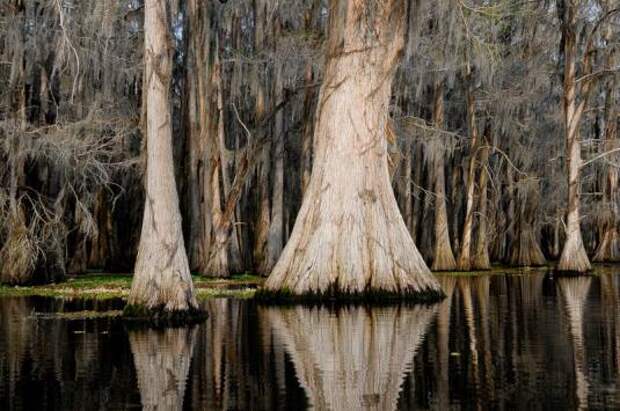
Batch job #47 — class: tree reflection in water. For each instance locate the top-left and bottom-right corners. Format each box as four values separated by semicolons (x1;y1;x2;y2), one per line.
128;326;197;411
558;277;591;411
260;304;437;411
2;271;620;410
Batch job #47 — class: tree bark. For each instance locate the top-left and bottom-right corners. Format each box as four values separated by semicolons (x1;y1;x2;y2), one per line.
126;0;199;315
593;51;619;262
557;0;591;273
430;79;457;271
473;130;491;270
262;0;442;300
184;0;211;272
253;0;271;275
457;62;479;271
265;64;285;272
301;62;316;195
510;182;547;266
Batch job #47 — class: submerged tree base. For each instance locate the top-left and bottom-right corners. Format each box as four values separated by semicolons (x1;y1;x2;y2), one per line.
255;286;445;304
122;304;208;327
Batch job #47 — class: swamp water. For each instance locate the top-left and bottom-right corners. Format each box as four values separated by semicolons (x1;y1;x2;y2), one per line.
1;271;620;410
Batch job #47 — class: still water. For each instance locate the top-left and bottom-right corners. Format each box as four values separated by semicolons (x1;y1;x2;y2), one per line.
1;271;620;410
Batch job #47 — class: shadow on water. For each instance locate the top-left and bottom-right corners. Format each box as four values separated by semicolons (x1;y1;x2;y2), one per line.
2;270;620;410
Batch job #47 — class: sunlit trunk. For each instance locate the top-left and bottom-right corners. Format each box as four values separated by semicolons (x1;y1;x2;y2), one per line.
126;0;198;314
263;0;442;300
557;1;591;273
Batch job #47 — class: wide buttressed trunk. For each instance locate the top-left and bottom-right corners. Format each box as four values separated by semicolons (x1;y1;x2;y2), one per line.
125;0;199;317
262;0;442;301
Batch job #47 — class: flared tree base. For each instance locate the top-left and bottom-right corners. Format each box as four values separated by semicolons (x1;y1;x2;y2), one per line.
557;236;592;275
593;229;620;263
510;234;547;267
431;247;457;272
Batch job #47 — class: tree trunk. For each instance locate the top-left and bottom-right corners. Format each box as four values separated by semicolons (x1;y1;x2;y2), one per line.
557;1;591;273
510;183;547;266
593;64;619;262
457;63;479;271
301;63;315;194
265;64;285;272
204;34;248;278
430;79;457;271
184;0;211;272
262;0;442;300
126;0;199;316
473;132;491;270
403;139;414;231
252;0;270;275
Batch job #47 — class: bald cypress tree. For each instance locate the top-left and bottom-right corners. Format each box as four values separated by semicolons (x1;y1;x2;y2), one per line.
262;0;443;301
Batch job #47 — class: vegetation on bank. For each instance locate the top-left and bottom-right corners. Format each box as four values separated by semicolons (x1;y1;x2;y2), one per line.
0;273;262;301
2;266;619;302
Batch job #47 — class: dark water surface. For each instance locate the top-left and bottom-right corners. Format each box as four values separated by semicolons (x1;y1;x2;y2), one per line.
2;271;620;410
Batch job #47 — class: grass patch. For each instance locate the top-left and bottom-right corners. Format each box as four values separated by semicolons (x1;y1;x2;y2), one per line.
0;273;263;301
32;310;123;320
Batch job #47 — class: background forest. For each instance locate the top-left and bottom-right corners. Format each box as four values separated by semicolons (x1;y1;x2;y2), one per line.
0;0;619;285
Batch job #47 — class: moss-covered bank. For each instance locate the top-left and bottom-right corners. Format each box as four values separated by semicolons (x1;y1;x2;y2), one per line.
0;273;262;301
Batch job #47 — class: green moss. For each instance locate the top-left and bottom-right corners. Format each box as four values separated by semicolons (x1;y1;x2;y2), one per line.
34;310;123;320
0;284;127;300
193;273;263;285
0;273;261;301
196;287;256;300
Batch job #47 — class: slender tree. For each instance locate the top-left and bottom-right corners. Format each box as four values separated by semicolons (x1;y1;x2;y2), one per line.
125;0;200;318
430;79;457;271
556;0;591;273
